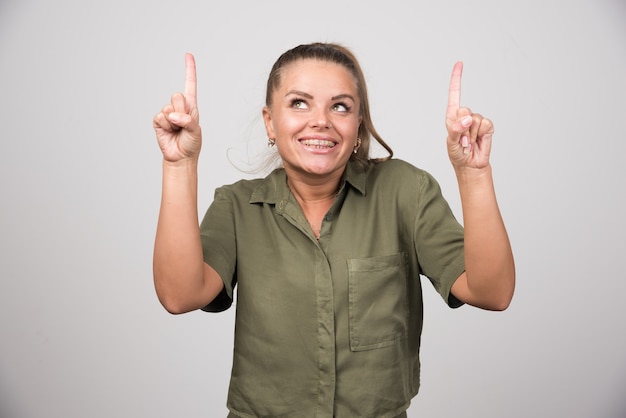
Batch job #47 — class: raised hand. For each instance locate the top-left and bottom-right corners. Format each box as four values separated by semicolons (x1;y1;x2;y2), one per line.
153;53;202;162
445;62;494;170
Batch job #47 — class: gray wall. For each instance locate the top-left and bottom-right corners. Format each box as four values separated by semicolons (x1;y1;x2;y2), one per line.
1;0;625;417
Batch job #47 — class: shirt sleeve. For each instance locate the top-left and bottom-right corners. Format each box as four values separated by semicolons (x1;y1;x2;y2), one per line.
412;170;465;308
199;187;237;312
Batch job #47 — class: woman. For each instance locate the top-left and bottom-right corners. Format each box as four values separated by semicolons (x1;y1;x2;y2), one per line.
153;43;515;418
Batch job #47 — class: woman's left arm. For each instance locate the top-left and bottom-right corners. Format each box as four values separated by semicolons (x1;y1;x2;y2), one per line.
445;62;515;311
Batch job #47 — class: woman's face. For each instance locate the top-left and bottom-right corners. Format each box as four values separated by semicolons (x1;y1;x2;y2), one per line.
263;59;362;180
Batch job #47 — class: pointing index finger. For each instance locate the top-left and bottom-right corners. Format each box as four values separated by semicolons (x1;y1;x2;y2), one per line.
184;53;197;108
446;61;463;119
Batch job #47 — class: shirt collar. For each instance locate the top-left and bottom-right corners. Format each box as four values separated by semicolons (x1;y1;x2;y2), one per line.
249;159;369;205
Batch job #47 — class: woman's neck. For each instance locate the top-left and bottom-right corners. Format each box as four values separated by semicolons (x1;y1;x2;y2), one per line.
286;173;342;204
286;171;343;240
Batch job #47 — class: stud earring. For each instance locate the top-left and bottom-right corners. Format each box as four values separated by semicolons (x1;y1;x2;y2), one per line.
267;138;276;147
353;137;362;154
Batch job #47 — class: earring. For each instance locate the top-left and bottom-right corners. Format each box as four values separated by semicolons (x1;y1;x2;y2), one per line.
267;138;276;147
353;137;361;154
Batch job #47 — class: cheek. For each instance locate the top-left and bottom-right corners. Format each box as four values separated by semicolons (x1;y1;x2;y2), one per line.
274;113;307;136
337;118;360;137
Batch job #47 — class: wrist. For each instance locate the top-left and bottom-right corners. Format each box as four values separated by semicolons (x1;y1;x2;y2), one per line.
162;157;199;184
455;165;497;200
163;156;199;170
455;164;493;185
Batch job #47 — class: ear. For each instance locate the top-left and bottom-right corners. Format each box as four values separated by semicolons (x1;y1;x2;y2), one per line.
262;106;275;139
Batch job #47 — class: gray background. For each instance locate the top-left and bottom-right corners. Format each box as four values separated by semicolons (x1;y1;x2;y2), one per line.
1;0;625;417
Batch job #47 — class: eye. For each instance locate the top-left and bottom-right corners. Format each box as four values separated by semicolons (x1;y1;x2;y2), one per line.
290;99;308;109
332;102;350;112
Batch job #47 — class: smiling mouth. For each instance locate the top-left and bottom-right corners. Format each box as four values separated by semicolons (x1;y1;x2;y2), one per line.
299;139;337;149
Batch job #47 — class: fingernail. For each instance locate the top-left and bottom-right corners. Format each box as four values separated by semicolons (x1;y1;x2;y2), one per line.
461;116;472;127
461;136;469;147
169;113;179;123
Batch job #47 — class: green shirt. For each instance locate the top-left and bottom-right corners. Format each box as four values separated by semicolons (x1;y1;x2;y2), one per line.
200;159;465;418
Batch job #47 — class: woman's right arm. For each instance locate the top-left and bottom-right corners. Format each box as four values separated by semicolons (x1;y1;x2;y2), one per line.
152;53;224;314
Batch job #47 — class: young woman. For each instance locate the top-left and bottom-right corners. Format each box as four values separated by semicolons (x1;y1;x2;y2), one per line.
153;42;515;418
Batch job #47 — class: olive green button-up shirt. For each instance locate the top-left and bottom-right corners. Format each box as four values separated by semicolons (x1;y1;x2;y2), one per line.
200;159;465;418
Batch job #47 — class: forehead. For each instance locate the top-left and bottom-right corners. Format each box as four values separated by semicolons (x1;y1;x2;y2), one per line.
277;58;358;93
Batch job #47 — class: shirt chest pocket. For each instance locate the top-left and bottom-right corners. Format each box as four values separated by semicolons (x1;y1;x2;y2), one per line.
347;253;409;351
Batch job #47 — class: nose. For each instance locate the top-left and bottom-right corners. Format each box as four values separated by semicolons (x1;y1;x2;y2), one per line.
309;110;332;129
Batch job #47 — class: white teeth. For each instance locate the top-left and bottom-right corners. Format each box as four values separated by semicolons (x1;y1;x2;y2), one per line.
300;139;335;148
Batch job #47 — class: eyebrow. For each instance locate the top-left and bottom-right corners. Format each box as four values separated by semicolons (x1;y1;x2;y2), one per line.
331;93;356;102
285;90;356;102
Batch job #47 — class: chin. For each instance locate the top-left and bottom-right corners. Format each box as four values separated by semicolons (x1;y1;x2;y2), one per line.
298;162;341;177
